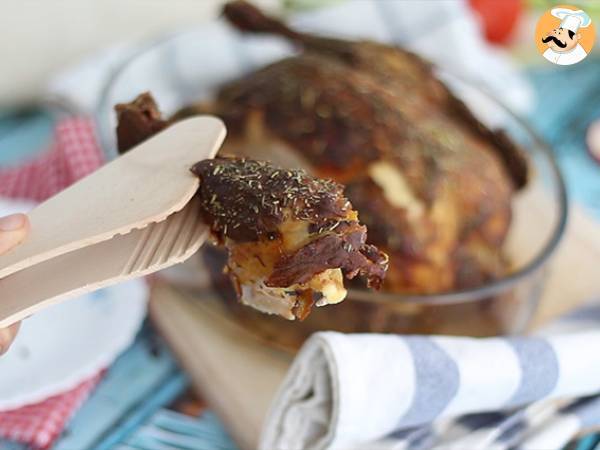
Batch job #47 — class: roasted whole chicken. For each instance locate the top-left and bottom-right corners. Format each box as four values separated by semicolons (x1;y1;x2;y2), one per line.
117;0;527;295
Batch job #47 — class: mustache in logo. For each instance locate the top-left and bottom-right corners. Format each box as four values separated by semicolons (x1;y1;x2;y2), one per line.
542;35;567;48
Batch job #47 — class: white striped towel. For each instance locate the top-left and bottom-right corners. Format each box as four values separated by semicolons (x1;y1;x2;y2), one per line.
260;304;600;450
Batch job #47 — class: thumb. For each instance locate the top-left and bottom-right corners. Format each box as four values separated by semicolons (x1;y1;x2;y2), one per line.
0;214;30;255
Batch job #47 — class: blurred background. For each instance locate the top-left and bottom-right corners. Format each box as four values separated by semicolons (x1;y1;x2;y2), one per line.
0;1;599;450
0;0;275;106
0;0;595;104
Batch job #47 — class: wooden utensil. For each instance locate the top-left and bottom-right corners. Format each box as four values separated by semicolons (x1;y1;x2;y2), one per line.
0;116;226;328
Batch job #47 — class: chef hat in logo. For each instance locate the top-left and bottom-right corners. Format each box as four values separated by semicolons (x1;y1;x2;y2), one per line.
551;8;592;33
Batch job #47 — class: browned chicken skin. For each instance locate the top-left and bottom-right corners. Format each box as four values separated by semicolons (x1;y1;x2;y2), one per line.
116;0;528;294
192;158;387;320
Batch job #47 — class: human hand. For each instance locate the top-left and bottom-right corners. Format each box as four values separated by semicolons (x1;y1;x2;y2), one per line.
0;213;29;355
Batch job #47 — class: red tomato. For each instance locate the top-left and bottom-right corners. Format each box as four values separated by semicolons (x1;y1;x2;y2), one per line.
469;0;523;44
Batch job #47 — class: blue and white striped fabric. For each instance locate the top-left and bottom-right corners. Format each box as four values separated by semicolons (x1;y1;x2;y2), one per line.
261;305;600;450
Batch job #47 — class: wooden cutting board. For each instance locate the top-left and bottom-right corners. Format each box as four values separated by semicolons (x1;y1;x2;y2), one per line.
149;202;600;450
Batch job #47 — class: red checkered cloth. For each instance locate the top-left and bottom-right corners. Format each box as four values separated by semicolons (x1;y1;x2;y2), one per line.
0;117;106;449
0;118;104;201
0;373;103;449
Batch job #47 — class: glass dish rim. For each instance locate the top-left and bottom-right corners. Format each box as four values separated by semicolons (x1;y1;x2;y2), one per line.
94;26;569;307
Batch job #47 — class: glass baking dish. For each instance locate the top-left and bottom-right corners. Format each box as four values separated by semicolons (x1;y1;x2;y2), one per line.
95;20;568;349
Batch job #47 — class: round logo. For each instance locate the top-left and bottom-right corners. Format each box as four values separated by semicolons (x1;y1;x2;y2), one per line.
535;4;595;65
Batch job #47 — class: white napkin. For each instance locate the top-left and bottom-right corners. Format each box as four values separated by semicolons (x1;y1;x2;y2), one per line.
260;306;600;450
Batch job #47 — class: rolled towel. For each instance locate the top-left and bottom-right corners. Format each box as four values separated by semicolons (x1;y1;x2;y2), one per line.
260;327;600;450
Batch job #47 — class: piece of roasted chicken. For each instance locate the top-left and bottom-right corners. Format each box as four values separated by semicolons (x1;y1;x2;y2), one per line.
192;157;387;320
170;1;528;294
114;100;387;320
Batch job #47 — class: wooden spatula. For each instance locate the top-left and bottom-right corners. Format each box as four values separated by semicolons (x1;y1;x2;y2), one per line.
0;116;226;328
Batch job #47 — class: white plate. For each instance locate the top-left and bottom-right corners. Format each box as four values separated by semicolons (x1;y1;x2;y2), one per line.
0;199;148;410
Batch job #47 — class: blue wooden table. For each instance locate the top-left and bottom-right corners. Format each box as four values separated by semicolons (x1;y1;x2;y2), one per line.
0;58;599;450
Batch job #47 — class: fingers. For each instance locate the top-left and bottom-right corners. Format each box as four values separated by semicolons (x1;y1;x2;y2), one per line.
0;322;20;355
0;214;30;255
0;214;28;355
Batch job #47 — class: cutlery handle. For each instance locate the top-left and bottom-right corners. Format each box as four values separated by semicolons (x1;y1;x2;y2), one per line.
0;116;225;280
0;200;208;328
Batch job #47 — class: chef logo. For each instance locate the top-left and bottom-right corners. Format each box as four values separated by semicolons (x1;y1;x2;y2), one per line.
535;5;595;65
